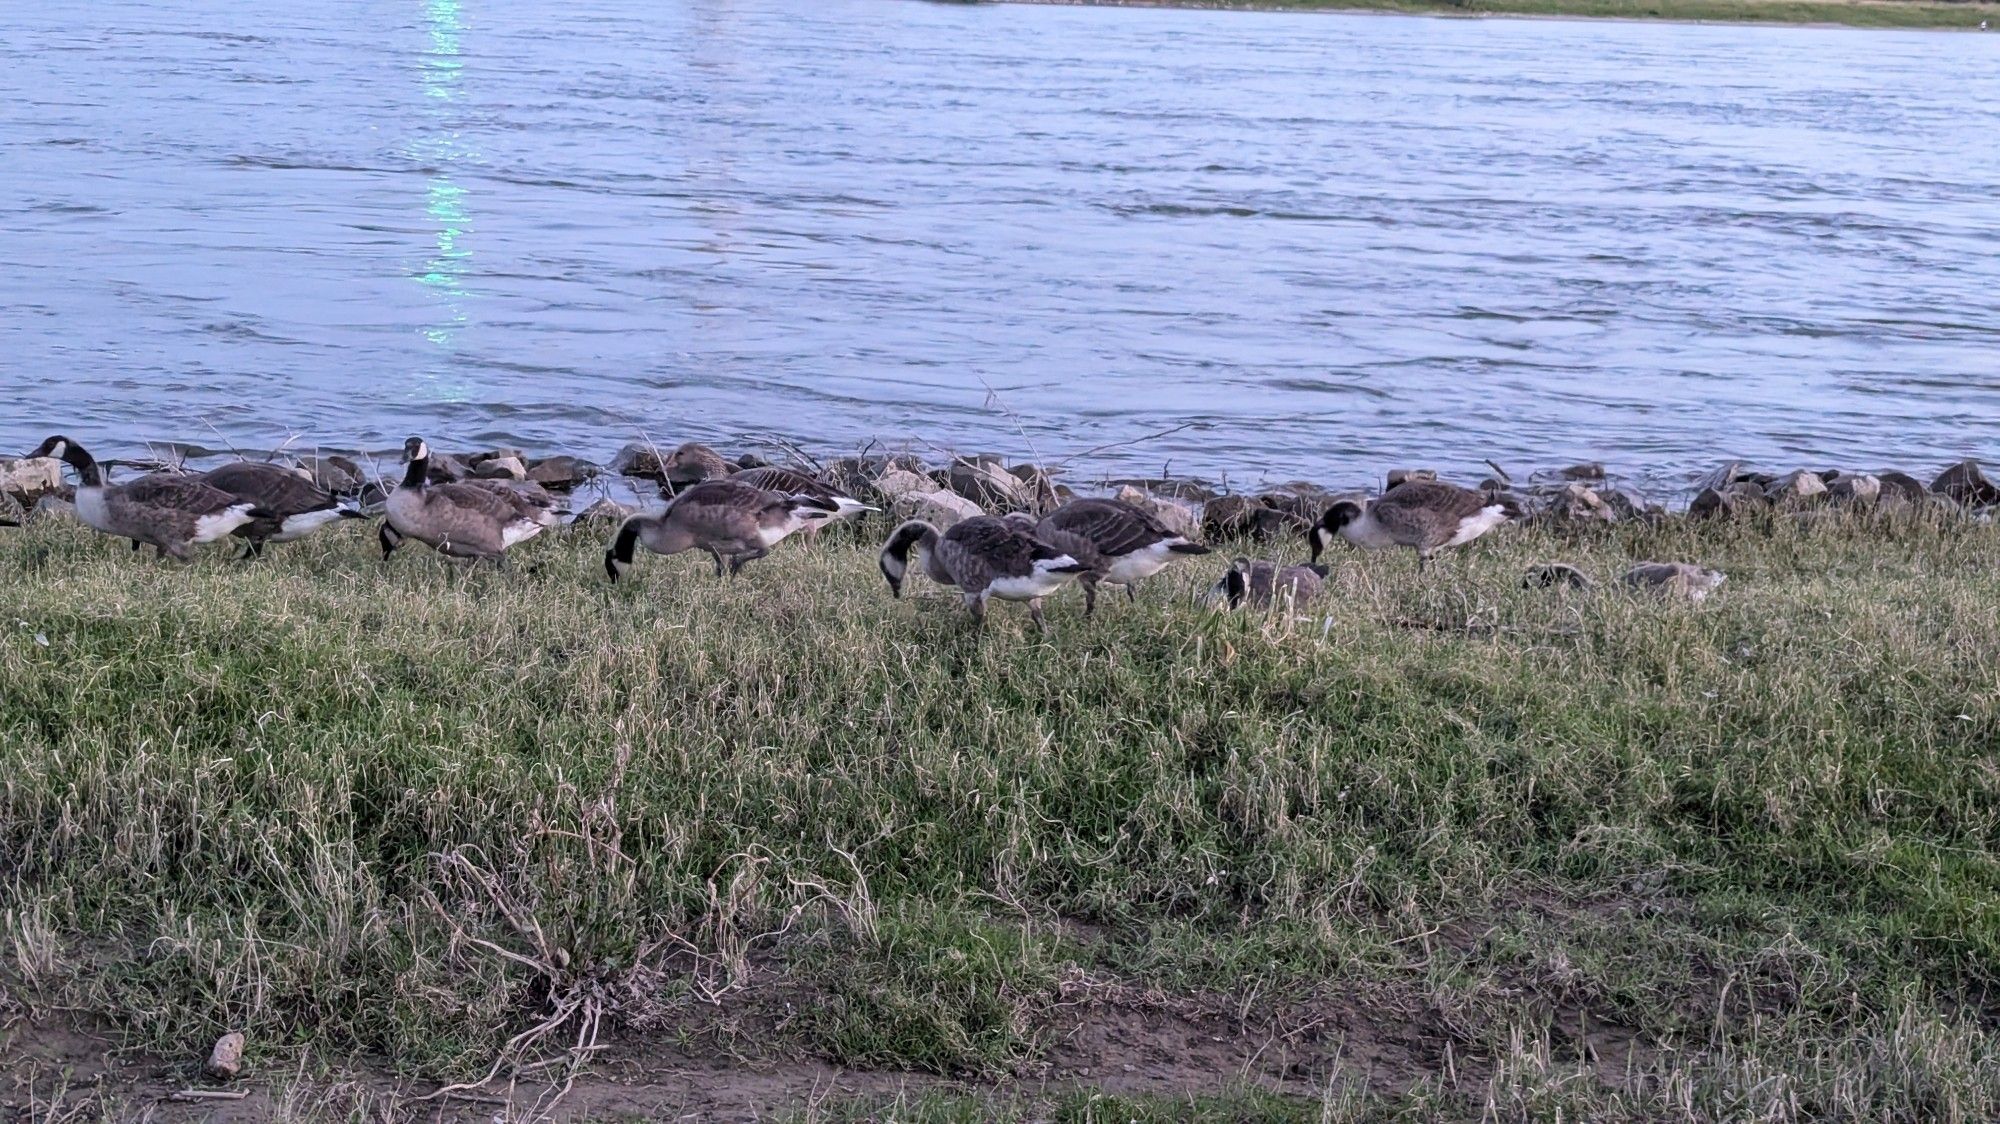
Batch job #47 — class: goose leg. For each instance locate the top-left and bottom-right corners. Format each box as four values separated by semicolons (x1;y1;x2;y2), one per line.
1125;583;1137;604
131;539;143;554
1029;598;1049;635
704;547;726;578
728;546;768;576
1081;578;1098;618
965;593;987;627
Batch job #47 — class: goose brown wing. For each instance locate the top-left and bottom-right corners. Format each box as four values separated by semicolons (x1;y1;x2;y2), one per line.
734;465;830;499
666;479;777;539
1373;481;1489;547
202;462;335;515
119;473;250;515
937;516;1041;589
427;481;522;523
1043;499;1170;558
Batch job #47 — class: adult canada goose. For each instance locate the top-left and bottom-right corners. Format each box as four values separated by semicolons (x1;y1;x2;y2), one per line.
1310;480;1516;570
878;516;1091;632
1210;557;1329;610
199;461;362;558
1622;561;1726;601
661;442;875;525
27;435;267;560
1005;499;1210;615
377;479;557;560
383;437;559;563
604;478;839;581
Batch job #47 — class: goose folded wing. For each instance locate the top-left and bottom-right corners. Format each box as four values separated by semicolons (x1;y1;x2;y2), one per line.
204;463;335;513
121;473;249;515
734;466;830;499
1046;499;1171;557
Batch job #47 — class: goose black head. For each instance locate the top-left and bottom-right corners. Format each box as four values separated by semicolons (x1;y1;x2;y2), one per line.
1220;564;1249;609
878;521;932;599
402;436;430;463
28;435;75;462
1309;500;1364;562
604;517;641;583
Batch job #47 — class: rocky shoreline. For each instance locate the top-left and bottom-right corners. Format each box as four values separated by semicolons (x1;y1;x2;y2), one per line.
3;436;1997;539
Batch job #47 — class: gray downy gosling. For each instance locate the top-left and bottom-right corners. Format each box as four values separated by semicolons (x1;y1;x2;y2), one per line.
879;515;1091;633
28;435;268;560
1211;557;1329;610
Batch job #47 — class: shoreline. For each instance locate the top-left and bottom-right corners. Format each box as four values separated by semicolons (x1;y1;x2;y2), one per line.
995;0;2000;30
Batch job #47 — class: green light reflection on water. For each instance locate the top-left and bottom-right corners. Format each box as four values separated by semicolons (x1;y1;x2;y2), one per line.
415;0;472;390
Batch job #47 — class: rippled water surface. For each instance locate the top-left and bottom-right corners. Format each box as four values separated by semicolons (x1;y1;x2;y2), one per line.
4;0;1997;487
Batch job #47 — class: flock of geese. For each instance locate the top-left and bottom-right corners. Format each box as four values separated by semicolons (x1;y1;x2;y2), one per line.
21;434;1721;630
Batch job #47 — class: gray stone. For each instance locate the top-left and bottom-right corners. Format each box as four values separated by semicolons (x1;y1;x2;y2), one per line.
1559;462;1606;481
574;497;636;524
872;469;937;504
1765;469;1829;504
298;455;363;496
1202;495;1258;540
526;455;595;491
1113;485;1200;538
1386;468;1437;488
1544;482;1616;523
1827;474;1881;507
945;459;1030;510
1931;460;2000;506
0;456;64;503
891;488;982;528
469;455;528;481
31;494;76;522
609;442;667;481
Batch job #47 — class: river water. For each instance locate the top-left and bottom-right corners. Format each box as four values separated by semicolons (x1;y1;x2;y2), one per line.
3;0;1996;491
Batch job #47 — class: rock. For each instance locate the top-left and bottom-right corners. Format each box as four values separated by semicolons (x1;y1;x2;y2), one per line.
1247;506;1310;542
1256;487;1330;522
1931;460;2000;506
0;456;64;504
1008;465;1062;513
424;453;469;484
1386;468;1437;488
30;495;76;522
0;490;22;525
469;455;528;481
872;469;937;504
297;455;363;495
1544;482;1616;523
1601;489;1651;522
574;497;636;524
1765;469;1829;504
205;1032;245;1080
1523;563;1594;590
526;455;595;491
1876;471;1929;507
609;442;668;481
891;489;982;529
1827;474;1881;507
1113;486;1200;538
944;459;1030;510
1202;495;1258;539
1689;481;1768;520
1559;462;1606;481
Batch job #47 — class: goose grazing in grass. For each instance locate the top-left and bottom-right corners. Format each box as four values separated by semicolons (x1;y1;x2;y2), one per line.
879;516;1091;633
377;479;557;561
661;441;876;532
199;461;362;558
383;437;559;564
1004;498;1210;615
1311;480;1516;571
27;435;266;560
1622;561;1726;602
605;478;839;581
1210;557;1328;611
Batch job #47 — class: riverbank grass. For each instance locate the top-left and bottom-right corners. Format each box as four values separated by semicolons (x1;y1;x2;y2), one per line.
3;507;1999;1119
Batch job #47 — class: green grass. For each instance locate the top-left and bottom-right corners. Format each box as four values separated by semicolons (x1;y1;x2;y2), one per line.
1011;0;2000;30
3;506;1999;1119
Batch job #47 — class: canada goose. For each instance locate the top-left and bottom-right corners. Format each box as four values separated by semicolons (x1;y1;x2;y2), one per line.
1210;557;1328;610
878;516;1090;632
383;437;558;563
661;442;876;526
1622;561;1726;601
199;461;362;558
1005;499;1210;615
377;478;556;560
605;478;838;581
27;435;266;560
1311;480;1515;570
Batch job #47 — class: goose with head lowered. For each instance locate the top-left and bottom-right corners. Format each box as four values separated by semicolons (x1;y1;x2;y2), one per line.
28;435;268;560
1210;557;1328;611
605;477;839;581
879;515;1091;633
660;441;876;534
199;460;364;558
1004;498;1210;615
383;437;559;564
1311;480;1517;571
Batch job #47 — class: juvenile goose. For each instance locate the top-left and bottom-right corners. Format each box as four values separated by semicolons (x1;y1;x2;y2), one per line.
1210;557;1329;610
1622;561;1726;602
1004;498;1210;615
384;437;559;563
878;516;1091;632
28;435;266;560
661;442;875;526
200;460;361;558
605;478;838;581
1311;480;1516;570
